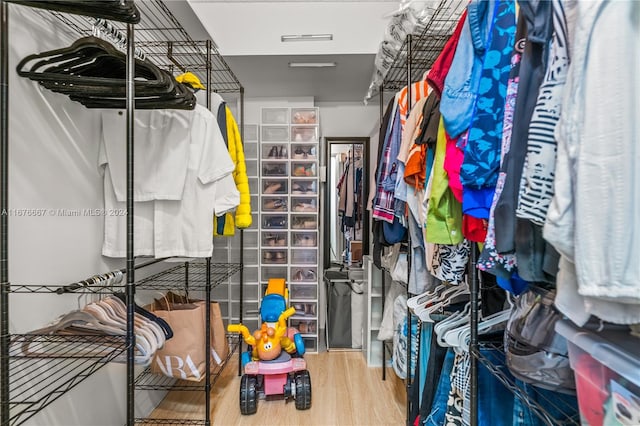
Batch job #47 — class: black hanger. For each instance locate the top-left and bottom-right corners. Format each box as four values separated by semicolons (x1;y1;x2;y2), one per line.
17;37;196;110
6;0;140;24
113;293;173;340
17;37;168;91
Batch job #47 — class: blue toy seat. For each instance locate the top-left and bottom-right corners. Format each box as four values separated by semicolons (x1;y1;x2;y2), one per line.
260;294;287;322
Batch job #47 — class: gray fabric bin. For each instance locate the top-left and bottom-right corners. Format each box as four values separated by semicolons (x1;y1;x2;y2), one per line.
327;279;352;349
325;269;364;350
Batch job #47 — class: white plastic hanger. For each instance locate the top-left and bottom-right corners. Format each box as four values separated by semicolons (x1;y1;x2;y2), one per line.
444;309;511;350
407;283;446;313
434;302;472;347
412;284;461;321
416;284;470;322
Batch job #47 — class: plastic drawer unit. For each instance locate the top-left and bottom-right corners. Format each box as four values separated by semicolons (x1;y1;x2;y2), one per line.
261;125;289;142
261;107;289;125
291;108;318;125
262;162;289;177
262;179;288;195
291;180;317;195
290;267;317;283
262;143;288;160
556;320;640;426
261;266;287;281
290;144;317;160
291;198;317;213
290;284;317;300
262;196;288;212
261;249;287;265
291;231;317;247
291;215;317;230
262;214;287;230
291;126;318;142
291;162;317;177
261;231;287;247
290;249;317;265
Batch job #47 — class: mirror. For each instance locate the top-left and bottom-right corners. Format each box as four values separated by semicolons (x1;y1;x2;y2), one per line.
323;137;369;269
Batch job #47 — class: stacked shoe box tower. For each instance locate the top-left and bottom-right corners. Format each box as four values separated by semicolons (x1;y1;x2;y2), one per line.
259;107;320;352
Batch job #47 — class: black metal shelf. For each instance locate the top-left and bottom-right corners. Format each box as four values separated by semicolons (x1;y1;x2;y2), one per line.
135;262;241;292
8;261;241;294
135;334;239;391
1;0;245;424
380;0;467;92
474;342;580;426
37;0;242;93
4;334;126;426
9;283;126;294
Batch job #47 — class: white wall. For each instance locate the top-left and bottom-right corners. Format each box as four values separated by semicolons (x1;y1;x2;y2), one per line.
6;6;167;425
316;101;379;139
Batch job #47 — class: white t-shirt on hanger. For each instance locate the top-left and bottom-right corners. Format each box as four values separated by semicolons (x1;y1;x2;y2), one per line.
100;109;193;202
101;105;237;258
153;104;237;258
101;164;155;257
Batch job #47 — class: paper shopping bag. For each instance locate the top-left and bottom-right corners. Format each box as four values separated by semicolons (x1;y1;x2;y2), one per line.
150;301;207;382
154;293;229;367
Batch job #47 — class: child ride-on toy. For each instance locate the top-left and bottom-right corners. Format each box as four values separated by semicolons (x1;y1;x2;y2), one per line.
227;278;311;415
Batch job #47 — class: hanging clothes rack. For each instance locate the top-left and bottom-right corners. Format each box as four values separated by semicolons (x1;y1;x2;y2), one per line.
376;1;582;425
376;1;465;421
0;1;244;425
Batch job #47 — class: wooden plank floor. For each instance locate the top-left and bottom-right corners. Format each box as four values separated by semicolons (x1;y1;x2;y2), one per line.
148;351;406;425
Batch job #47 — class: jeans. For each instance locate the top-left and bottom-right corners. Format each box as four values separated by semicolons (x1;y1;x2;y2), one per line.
477;347;514;426
513;379;579;426
423;348;456;426
419;315;449;423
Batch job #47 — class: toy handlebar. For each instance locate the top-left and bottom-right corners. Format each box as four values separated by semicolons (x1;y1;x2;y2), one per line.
279;307;296;322
227;324;248;334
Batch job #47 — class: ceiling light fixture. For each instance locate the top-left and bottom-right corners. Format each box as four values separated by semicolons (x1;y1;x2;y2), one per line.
281;34;333;42
288;62;337;68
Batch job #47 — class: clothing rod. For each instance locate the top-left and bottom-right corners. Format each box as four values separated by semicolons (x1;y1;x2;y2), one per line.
55;258;167;294
93;18;146;61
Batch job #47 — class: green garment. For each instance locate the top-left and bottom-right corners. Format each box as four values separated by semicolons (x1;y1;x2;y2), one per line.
425;117;463;245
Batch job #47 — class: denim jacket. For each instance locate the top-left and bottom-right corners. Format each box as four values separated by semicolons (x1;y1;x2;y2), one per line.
440;0;496;139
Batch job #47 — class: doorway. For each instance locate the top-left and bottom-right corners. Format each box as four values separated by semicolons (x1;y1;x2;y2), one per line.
323;137;370;270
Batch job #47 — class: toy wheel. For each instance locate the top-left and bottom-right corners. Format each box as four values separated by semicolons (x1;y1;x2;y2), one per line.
294;370;311;410
240;374;258;415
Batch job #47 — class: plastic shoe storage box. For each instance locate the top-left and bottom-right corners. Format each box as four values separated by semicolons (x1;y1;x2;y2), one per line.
291;180;317;195
291;215;317;230
290;267;317;283
261;196;288;212
556;320;640;426
291;249;317;265
290;284;317;300
291;231;317;247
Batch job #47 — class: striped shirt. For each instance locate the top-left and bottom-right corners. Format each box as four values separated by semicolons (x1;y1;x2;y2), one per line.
372;109;402;224
397;81;431;131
